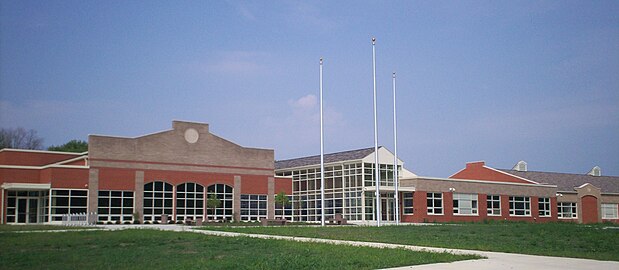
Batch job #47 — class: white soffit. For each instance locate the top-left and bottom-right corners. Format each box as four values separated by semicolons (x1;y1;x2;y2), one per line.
1;183;51;190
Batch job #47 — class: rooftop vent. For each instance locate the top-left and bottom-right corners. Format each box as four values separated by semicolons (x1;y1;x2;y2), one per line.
512;160;527;172
588;166;601;176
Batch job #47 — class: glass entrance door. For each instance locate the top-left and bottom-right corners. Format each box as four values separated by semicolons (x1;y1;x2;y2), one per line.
17;198;27;223
28;198;39;223
15;198;39;224
381;197;395;221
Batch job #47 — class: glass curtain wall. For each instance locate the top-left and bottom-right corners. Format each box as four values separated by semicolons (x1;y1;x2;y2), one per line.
279;162;398;222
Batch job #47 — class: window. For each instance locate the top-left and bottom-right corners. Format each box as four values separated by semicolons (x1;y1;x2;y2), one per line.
403;192;414;214
98;191;134;222
143;181;173;221
426;192;443;215
509;196;531;216
487;195;501;216
240;194;267;221
6;190;48;223
538;197;551;217
284;163;365;222
176;183;204;221
51;189;88;221
207;184;233;221
275;195;294;221
453;193;478;215
557;202;577;219
602;203;618;219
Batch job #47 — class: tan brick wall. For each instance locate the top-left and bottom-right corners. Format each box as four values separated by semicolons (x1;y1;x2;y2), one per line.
89;121;274;171
233;175;241;222
267;177;274;219
88;169;99;216
601;194;619;204
134;171;144;222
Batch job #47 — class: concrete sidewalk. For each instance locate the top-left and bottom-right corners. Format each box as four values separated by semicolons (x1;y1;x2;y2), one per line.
97;224;619;270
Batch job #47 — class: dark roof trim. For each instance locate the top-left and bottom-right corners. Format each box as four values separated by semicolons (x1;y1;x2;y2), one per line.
275;147;378;170
498;169;619;193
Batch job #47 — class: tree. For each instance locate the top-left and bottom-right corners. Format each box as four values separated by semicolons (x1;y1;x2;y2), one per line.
48;140;88;153
275;191;290;220
206;193;221;221
0;127;44;150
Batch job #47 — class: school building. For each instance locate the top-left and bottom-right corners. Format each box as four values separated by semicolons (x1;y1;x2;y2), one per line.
0;121;291;224
1;120;617;224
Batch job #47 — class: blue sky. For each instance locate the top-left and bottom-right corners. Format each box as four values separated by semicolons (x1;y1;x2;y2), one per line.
1;1;618;177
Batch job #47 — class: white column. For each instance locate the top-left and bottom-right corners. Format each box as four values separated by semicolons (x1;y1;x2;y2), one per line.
48;189;52;224
0;188;4;224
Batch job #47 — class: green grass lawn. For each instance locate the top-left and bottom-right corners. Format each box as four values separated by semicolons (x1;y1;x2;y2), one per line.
0;225;92;232
0;229;480;270
200;222;619;261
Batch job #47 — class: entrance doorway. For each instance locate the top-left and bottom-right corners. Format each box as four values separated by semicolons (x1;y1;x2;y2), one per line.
16;198;40;223
381;195;395;221
6;190;47;224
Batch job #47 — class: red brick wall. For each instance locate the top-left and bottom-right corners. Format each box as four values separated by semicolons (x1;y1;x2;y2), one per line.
98;168;136;190
450;161;533;184
0;168;41;184
91;166;287;195
274;177;292;194
47;168;89;189
0;151;80;166
240;175;269;194
92;167;281;195
581;195;598;224
143;170;235;188
401;192;559;223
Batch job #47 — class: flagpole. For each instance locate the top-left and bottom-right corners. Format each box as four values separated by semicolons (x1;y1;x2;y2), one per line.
393;72;399;225
372;37;381;227
320;57;325;227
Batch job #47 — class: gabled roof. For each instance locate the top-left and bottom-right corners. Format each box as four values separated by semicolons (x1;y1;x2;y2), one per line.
275;147;377;170
498;169;619;194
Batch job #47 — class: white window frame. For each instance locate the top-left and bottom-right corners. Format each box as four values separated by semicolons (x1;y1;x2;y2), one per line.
207;184;234;221
240;194;268;221
557;202;577;219
51;189;89;222
426;192;443;215
274;195;294;221
486;195;501;216
509;196;531;217
6;190;49;223
538;197;551;217
176;182;205;221
601;203;618;219
453;193;478;216
98;190;134;222
143;181;174;221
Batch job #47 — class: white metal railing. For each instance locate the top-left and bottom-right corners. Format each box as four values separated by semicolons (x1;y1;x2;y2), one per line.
61;212;98;226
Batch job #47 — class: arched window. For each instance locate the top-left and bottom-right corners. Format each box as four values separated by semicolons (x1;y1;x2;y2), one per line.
143;181;173;221
176;182;204;221
206;184;233;221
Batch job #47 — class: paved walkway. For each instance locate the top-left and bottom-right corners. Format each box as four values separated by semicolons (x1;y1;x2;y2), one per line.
97;224;619;270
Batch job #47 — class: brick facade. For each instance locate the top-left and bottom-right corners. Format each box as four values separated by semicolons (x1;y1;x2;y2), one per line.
0;121;292;224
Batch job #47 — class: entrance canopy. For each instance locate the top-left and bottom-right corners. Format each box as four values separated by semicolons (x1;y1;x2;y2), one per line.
1;183;51;190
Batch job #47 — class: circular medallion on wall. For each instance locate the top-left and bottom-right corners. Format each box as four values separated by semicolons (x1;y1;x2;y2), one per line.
184;128;199;143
